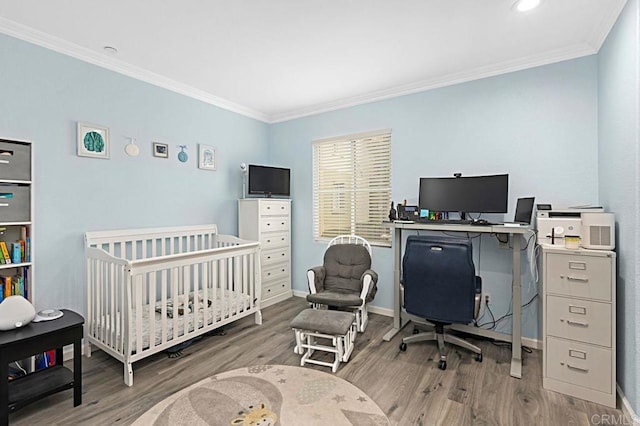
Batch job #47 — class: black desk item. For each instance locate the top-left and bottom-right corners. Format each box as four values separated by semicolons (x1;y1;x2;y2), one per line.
0;309;83;425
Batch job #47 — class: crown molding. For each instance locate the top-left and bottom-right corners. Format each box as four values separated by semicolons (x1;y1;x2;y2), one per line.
0;17;270;123
269;42;597;123
586;0;629;51
0;16;604;125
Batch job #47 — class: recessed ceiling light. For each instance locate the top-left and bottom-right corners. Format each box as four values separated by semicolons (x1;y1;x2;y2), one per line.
103;46;118;55
513;0;542;12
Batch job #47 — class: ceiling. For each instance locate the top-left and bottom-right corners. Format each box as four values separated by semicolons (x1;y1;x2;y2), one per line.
0;0;627;123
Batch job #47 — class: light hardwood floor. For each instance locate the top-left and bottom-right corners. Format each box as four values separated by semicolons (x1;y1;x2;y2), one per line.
11;297;624;425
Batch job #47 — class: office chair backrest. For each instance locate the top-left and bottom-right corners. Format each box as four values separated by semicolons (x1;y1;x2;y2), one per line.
403;236;476;324
323;243;371;293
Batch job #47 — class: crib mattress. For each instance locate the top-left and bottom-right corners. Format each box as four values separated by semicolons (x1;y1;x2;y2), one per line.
92;291;253;352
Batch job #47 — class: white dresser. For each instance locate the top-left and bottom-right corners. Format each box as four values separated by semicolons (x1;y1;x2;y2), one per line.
238;199;292;307
542;245;616;408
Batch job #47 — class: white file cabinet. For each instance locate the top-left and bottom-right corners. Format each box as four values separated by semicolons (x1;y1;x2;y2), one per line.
238;199;292;307
542;245;616;408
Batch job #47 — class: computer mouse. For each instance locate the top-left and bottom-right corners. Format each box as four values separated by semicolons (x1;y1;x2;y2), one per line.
472;219;489;225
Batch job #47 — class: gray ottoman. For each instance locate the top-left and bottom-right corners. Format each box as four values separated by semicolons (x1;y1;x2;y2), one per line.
291;309;356;373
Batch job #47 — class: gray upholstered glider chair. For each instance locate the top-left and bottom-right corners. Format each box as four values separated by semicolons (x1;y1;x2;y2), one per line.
306;235;378;332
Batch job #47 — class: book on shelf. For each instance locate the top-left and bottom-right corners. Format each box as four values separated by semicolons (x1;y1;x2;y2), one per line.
1;275;11;298
11;242;21;263
0;241;11;264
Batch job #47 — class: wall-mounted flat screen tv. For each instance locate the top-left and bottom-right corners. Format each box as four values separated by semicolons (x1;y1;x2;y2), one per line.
248;164;291;197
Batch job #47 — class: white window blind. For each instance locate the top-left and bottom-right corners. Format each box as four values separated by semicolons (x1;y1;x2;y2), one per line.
313;130;392;246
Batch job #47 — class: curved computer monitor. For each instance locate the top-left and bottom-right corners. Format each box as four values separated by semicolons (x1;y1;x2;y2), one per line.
419;174;509;214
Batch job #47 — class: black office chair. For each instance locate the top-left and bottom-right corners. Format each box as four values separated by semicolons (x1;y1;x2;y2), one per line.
399;235;483;370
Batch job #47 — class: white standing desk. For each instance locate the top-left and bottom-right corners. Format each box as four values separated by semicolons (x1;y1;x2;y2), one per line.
382;221;532;378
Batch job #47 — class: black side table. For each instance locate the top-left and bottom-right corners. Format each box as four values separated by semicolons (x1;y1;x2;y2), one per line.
0;309;84;426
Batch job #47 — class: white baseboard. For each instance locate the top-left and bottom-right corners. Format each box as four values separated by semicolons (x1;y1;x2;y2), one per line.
618;384;640;425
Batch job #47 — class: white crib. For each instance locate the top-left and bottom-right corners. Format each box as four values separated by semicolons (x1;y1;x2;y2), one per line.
84;224;262;386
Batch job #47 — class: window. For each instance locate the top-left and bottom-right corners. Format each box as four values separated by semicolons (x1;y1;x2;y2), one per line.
313;130;392;246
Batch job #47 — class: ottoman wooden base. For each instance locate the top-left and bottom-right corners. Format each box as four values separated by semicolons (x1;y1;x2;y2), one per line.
291;309;356;373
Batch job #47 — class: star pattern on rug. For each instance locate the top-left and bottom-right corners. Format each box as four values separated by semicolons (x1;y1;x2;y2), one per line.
358;396;368;403
274;368;285;376
278;378;287;384
333;394;346;403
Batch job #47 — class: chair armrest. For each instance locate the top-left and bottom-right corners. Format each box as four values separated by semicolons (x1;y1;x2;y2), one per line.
307;266;326;294
359;269;378;304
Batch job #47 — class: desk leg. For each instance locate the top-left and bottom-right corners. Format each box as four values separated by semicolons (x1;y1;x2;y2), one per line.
510;234;522;378
384;227;406;341
73;335;82;406
1;358;7;426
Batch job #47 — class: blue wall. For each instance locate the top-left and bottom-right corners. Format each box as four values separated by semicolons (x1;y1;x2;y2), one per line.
0;33;270;314
270;56;599;340
598;0;640;414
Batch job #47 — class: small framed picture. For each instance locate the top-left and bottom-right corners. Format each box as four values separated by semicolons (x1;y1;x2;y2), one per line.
198;144;216;171
153;142;169;158
77;122;110;159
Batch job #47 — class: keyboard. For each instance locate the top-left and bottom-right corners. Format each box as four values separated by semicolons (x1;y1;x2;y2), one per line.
416;218;474;225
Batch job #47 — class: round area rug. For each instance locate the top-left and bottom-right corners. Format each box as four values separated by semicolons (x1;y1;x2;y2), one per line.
133;364;390;425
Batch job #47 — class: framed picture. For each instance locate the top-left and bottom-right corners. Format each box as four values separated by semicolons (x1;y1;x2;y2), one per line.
153;142;169;158
77;122;110;159
198;144;216;170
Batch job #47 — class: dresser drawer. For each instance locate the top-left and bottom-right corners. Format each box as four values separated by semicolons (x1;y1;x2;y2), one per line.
261;232;289;250
260;217;289;232
545;253;612;301
546;336;612;393
263;280;290;299
261;247;289;267
546;295;612;347
259;200;290;216
263;263;289;283
0;141;31;181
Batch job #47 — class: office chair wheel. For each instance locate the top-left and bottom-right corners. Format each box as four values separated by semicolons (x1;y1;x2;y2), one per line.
399;342;407;351
475;353;483;362
438;360;447;370
413;327;420;334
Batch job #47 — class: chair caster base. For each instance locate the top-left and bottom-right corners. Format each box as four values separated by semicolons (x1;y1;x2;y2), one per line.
399;342;407;351
438;360;447;370
475;353;483;362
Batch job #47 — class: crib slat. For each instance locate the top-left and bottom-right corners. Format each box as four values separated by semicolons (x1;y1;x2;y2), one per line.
160;268;168;345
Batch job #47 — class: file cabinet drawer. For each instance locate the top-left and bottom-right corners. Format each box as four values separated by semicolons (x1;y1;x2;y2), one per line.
260;217;289;232
0;185;30;222
546;336;612;394
0;141;31;181
546;295;612;347
545;253;612;301
259;200;290;216
261;247;289;267
261;232;288;250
